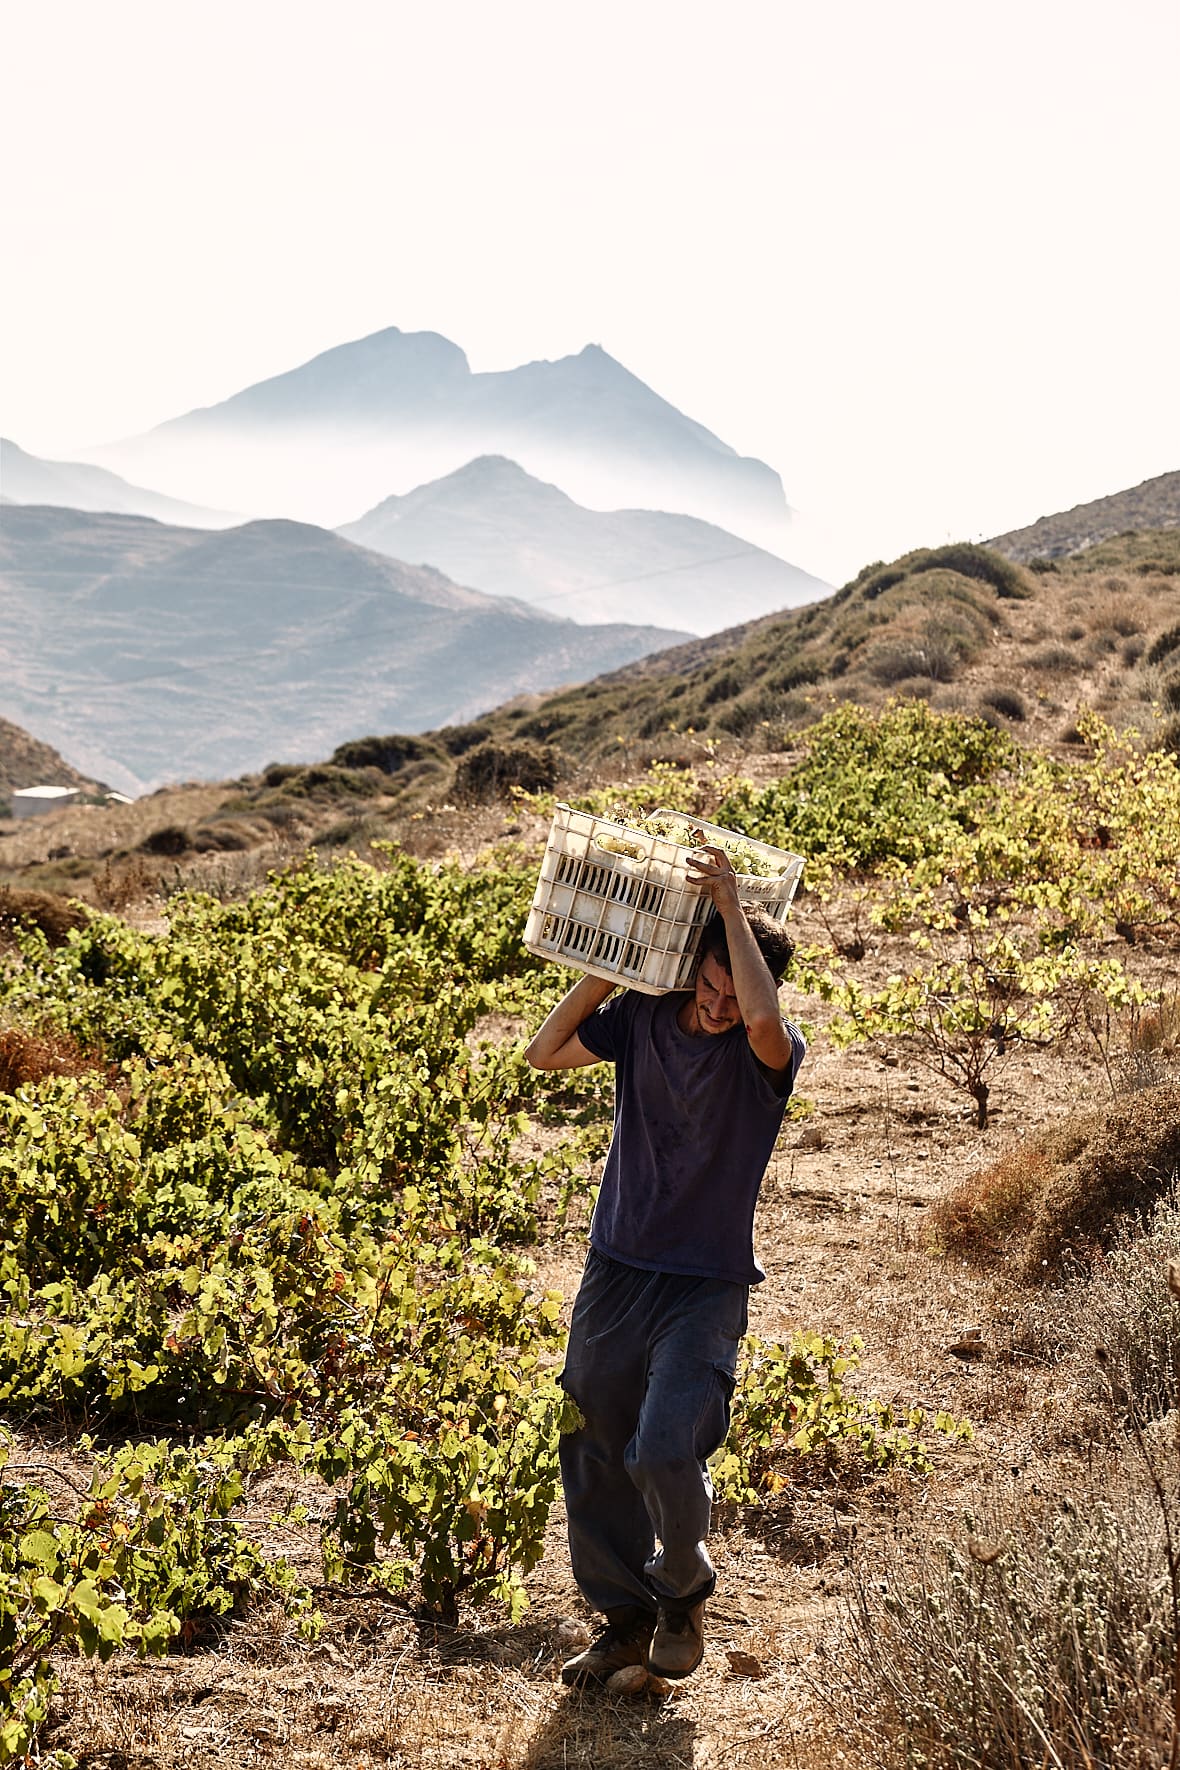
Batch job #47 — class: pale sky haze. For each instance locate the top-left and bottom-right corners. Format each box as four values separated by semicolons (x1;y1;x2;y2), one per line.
2;0;1177;581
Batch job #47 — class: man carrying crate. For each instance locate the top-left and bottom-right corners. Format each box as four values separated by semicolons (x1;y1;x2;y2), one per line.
525;845;805;1686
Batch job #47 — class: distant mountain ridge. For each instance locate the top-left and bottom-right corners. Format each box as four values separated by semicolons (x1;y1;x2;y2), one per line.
86;326;791;544
339;456;829;633
1;437;238;528
0;506;689;792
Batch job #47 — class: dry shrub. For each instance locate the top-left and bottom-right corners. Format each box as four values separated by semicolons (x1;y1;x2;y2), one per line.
831;1472;1178;1770
869;641;959;685
1118;994;1180;1092
137;824;191;857
190;816;276;852
932;1085;1180;1279
1145;622;1180;667
1132;993;1180;1059
0;1025;93;1092
1026;1183;1180;1428
0;886;90;948
1027;644;1078;671
978;686;1026;722
92;855;158;911
929;1143;1055;1260
1024;1086;1180;1278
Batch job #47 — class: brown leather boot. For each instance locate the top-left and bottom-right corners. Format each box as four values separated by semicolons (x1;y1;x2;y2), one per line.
648;1599;706;1679
560;1605;656;1687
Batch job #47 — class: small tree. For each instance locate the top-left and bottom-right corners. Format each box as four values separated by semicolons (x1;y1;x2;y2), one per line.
820;914;1146;1129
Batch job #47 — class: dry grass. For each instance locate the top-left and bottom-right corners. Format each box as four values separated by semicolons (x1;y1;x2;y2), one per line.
827;1460;1178;1770
928;1142;1056;1261
0;1024;97;1093
47;1587;824;1769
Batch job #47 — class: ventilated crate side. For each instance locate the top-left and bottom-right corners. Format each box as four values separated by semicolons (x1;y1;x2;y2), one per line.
524;804;805;994
524;805;711;992
529;903;702;994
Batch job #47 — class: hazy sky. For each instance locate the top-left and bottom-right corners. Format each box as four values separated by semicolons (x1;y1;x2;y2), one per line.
2;0;1177;581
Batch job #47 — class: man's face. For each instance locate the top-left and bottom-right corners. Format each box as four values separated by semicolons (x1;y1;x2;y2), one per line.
691;953;742;1035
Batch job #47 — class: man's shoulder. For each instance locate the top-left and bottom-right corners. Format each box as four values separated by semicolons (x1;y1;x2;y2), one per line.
577;983;645;1057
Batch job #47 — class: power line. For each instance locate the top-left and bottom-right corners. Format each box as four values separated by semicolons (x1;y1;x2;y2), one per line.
2;544;798;698
1;542;774;606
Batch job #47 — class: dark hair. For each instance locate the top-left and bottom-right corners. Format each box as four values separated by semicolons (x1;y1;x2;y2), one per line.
699;909;794;983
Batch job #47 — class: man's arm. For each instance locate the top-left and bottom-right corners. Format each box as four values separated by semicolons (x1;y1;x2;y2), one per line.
525;972;616;1070
688;846;798;1078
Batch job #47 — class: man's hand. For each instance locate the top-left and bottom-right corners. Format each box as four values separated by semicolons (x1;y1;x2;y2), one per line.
685;844;741;911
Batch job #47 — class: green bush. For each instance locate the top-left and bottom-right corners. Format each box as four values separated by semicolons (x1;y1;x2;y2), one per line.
329;733;445;775
861;567;906;599
453;740;559;801
1145;624;1180;667
909;542;1029;601
701;670;743;706
432;721;495;756
765;658;824;693
716;701;1011;871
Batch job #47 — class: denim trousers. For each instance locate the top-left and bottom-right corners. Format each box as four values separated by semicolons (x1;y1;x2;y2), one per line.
558;1247;749;1615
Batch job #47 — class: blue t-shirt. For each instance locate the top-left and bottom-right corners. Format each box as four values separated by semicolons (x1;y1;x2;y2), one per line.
576;990;806;1286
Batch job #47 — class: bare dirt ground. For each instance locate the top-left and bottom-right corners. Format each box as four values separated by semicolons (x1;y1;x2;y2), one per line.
19;865;1146;1770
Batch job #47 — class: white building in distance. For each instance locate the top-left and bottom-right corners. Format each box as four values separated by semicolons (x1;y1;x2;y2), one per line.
11;785;80;820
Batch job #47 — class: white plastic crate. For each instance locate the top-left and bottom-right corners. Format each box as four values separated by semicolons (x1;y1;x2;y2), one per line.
523;804;805;994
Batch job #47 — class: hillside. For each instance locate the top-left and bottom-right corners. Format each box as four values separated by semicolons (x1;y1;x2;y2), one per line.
0;716;101;809
339;455;829;633
6;526;1180;919
85;326;791;542
0;437;238;528
0;506;688;792
988;467;1180;561
455;532;1180;765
